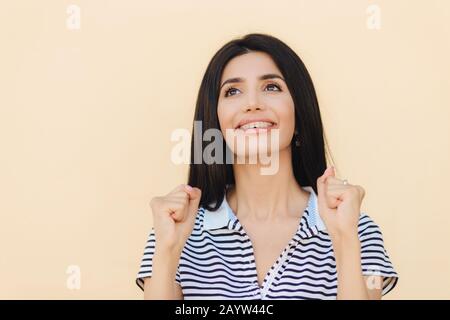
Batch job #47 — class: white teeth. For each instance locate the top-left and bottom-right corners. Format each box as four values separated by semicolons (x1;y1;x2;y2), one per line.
239;121;274;130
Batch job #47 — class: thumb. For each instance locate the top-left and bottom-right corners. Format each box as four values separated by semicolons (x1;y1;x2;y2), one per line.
185;185;202;213
317;166;335;200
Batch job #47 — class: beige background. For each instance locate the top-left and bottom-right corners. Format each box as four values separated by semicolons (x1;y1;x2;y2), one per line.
0;0;449;299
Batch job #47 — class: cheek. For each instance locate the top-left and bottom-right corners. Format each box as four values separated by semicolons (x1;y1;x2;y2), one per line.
276;101;296;144
217;102;237;132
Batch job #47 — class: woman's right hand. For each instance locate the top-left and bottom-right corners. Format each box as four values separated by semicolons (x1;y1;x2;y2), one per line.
149;184;202;256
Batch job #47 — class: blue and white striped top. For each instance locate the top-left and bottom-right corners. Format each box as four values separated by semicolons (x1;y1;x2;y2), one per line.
136;186;398;299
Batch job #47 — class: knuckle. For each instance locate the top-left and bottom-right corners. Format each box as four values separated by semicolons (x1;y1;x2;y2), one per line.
169;184;184;195
149;196;159;208
359;186;366;197
172;201;183;211
350;186;359;195
349;185;363;197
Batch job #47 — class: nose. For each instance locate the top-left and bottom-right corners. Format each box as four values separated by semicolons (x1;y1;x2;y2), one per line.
243;90;265;112
244;104;263;112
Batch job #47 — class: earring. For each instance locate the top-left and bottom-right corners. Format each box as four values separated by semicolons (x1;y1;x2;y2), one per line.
294;131;300;147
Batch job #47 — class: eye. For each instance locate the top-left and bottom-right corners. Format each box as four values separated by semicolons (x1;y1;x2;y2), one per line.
265;83;282;92
224;87;241;97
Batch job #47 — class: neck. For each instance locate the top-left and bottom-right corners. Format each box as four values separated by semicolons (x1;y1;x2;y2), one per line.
227;147;310;223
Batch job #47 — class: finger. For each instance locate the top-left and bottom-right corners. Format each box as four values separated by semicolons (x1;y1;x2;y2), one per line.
167;190;189;201
326;187;346;202
325;176;346;186
357;185;366;200
168;184;189;196
324;186;343;209
349;185;366;201
187;186;202;222
317;166;335;200
326;195;341;209
161;200;186;222
326;184;351;192
327;185;365;202
185;186;202;215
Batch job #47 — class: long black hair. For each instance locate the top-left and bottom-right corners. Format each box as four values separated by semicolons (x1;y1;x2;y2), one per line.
188;33;333;211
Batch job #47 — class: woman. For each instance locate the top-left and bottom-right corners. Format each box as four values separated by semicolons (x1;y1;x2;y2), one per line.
136;33;398;299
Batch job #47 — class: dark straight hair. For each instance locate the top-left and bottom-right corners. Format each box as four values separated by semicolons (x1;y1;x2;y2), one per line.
188;33;333;211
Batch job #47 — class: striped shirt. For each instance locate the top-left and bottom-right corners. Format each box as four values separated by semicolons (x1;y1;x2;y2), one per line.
136;186;398;299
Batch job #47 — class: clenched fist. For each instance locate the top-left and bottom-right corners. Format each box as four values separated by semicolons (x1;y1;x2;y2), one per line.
149;184;202;256
317;167;366;240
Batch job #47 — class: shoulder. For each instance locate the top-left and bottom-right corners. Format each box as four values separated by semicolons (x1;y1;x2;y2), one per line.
356;212;399;296
357;212;390;248
190;206;207;235
358;212;383;236
195;206;207;222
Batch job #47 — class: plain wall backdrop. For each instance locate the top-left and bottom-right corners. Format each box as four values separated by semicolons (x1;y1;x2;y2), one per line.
0;0;449;299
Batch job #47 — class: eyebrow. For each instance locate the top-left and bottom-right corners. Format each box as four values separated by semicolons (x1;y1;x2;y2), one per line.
220;73;285;90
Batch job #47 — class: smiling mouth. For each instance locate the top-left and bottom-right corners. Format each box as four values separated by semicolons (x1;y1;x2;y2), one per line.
235;121;277;131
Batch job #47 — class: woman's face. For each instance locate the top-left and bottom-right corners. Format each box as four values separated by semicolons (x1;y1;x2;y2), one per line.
217;51;296;159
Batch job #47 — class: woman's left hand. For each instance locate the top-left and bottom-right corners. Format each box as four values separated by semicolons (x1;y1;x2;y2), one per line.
316;166;366;240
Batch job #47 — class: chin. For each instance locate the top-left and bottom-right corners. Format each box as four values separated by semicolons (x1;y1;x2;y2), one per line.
232;146;278;161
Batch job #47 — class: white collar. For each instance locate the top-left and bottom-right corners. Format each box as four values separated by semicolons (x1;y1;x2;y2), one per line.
202;186;326;237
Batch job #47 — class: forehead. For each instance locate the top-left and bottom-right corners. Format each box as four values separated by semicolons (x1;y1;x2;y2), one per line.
221;51;281;81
